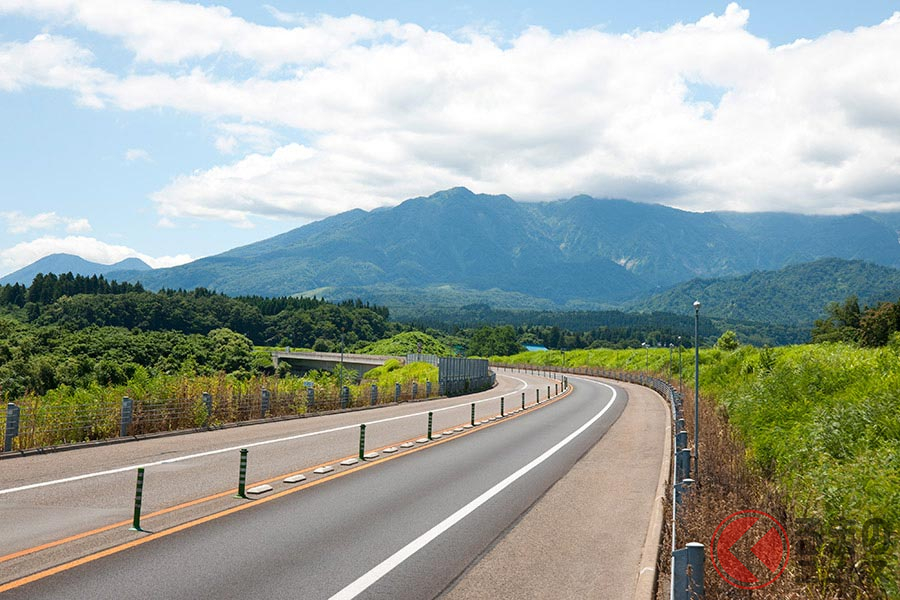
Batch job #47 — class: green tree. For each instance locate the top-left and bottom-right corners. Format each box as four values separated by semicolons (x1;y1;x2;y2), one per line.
812;295;861;343
468;326;522;357
716;330;740;351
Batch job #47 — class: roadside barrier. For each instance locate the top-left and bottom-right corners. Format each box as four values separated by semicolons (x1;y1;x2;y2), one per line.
1;379;447;454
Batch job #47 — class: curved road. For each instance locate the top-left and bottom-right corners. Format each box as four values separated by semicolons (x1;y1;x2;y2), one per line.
1;375;641;599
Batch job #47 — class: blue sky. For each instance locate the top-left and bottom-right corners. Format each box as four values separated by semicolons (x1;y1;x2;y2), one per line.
1;1;899;276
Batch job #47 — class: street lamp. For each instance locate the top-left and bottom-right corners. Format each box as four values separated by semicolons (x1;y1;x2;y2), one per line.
693;300;701;483
677;336;683;395
339;330;345;391
668;343;674;380
641;342;649;376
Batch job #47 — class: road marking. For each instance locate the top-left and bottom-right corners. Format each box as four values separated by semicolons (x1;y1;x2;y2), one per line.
0;374;533;497
329;381;618;600
0;383;576;593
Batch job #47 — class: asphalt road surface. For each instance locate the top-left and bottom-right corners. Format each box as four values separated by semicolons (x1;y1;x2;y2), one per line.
0;374;631;599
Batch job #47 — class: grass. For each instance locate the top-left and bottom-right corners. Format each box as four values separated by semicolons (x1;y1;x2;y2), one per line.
496;344;900;599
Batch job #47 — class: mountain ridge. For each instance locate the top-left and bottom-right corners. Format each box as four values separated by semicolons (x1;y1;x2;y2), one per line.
9;189;900;326
0;253;152;286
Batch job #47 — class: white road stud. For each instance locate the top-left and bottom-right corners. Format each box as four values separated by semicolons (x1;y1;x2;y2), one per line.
383;447;399;453
400;442;415;448
341;458;359;466
463;424;473;429
416;438;429;444
442;430;454;436
363;452;379;460
313;466;334;474
284;474;307;484
247;484;273;495
453;427;464;432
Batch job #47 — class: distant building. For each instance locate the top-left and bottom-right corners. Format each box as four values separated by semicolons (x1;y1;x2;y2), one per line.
524;344;549;352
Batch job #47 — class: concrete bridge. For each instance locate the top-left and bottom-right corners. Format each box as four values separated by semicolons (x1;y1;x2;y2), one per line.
272;351;403;377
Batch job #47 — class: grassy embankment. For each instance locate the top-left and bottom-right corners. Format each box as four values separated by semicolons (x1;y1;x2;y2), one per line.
497;344;899;599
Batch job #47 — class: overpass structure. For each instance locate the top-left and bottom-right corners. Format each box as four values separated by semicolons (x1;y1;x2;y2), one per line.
271;350;402;377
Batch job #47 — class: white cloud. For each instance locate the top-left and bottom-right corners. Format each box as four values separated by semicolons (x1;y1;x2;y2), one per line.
125;148;152;162
214;122;281;155
0;235;193;277
3;1;900;222
2;211;93;234
65;218;92;233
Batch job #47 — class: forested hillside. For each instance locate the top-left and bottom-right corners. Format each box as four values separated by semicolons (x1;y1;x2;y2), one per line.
0;273;400;401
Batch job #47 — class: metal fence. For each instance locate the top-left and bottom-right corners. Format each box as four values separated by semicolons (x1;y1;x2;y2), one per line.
438;356;494;396
1;379;439;454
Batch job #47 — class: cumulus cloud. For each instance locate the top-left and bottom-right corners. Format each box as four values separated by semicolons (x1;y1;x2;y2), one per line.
2;211;93;234
0;235;193;276
2;1;900;222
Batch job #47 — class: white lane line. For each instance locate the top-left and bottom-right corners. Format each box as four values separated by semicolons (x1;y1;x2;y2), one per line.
329;380;617;600
0;372;540;496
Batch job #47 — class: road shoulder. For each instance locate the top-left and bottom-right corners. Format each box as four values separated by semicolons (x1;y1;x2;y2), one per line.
440;380;670;600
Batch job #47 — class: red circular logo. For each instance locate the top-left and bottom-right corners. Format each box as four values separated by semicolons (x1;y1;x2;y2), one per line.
710;510;790;589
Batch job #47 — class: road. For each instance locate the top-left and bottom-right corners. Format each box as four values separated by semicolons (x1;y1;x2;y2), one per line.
0;372;659;599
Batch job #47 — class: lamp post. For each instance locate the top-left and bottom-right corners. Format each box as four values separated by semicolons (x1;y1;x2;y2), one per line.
668;343;674;380
641;342;649;376
339;330;345;391
693;300;701;482
677;335;683;395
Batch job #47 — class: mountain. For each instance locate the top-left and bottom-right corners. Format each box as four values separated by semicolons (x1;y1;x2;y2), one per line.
110;188;900;310
123;188;650;305
626;258;900;325
0;253;152;286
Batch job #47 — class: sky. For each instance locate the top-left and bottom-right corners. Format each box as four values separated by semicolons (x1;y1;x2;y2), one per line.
1;1;899;277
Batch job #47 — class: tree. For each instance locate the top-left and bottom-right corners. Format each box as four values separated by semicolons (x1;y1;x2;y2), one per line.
858;301;900;347
716;330;740;351
812;295;861;343
468;326;522;357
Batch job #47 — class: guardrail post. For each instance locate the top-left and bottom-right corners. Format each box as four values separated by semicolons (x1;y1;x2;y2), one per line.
370;384;378;406
412;382;418;400
471;403;475;426
555;383;558;396
536;389;540;404
500;396;505;417
394;383;401;403
203;392;212;426
521;392;525;410
261;388;270;418
547;385;551;399
306;387;316;412
426;381;432;397
130;467;146;531
359;424;366;460
427;411;433;440
235;449;249;499
672;542;705;600
676;448;692;482
341;386;350;409
3;402;19;452
120;396;133;438
675;478;694;507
